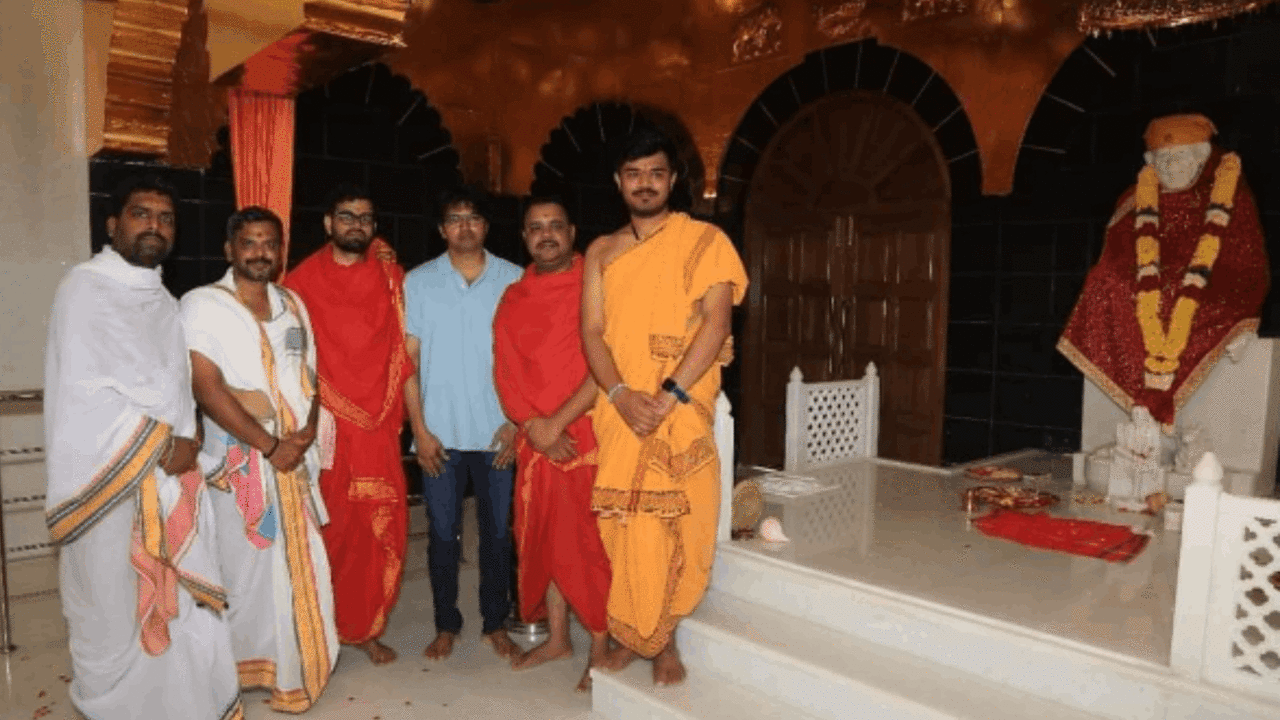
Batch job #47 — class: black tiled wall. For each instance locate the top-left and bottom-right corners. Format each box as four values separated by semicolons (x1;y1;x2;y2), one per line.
288;63;467;271
88;64;474;302
89;139;238;298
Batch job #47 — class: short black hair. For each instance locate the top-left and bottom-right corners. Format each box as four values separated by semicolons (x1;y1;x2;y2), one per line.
226;206;284;242
324;182;375;216
614;128;680;174
436;185;492;225
110;174;179;218
522;194;574;226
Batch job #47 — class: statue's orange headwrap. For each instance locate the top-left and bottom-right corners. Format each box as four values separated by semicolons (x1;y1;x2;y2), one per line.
1144;113;1216;150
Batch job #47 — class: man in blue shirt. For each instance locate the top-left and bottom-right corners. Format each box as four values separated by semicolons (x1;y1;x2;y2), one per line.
404;186;524;661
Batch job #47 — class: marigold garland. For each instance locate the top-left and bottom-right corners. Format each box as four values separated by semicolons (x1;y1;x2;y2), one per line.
1132;153;1240;391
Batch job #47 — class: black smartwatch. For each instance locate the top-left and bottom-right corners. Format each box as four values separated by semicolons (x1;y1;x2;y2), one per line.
661;377;691;404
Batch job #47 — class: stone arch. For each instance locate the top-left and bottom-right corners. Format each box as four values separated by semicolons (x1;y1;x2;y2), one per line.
529;101;707;246
289;62;463;270
714;39;980;230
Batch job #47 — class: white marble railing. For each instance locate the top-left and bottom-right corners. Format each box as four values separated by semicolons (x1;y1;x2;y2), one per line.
784;364;879;472
1172;452;1280;702
714;391;734;543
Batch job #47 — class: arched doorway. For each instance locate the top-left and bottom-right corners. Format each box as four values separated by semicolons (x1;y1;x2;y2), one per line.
740;91;950;467
290;63;462;270
531;101;701;248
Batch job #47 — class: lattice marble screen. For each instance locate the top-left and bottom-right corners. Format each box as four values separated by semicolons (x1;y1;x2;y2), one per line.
801;384;869;467
1231;516;1280;679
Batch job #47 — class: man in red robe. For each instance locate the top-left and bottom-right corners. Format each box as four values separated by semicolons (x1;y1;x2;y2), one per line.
284;183;410;665
1058;114;1269;429
493;197;611;692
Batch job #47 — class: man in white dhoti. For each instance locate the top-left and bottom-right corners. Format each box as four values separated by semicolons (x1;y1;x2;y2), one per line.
181;206;339;713
44;175;243;720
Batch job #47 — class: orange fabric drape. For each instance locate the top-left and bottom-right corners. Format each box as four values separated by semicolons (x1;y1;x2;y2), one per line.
229;89;295;277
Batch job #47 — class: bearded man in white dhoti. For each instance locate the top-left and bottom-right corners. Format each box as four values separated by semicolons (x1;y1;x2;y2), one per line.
44;175;243;720
181;206;339;713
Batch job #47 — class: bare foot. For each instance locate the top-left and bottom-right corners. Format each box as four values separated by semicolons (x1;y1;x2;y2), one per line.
600;641;637;672
577;665;594;693
511;637;573;671
652;642;686;686
484;629;520;661
351;639;397;665
423;631;456;660
577;633;610;693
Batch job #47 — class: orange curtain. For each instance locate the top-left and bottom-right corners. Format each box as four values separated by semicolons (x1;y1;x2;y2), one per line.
229;89;295;277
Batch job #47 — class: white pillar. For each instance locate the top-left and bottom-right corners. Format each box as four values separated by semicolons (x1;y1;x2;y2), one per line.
715;392;734;543
0;0;92;567
1169;452;1225;679
784;367;803;472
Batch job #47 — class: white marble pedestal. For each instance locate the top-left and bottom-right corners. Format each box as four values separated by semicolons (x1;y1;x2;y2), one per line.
1081;335;1280;497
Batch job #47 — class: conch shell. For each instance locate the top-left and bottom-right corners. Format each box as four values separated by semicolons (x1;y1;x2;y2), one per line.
759;516;790;543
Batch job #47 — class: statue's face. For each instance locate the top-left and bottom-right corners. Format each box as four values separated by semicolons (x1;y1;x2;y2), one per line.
1144;142;1211;191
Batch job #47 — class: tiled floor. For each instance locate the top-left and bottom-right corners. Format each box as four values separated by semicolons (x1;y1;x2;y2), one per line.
1;516;602;720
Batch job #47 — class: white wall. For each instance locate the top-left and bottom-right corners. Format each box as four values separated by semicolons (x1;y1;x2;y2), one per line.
1;0;92;388
1;0;92;564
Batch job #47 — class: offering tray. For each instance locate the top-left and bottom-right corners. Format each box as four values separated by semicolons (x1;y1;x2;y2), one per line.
965;485;1059;510
964;465;1023;482
756;471;837;498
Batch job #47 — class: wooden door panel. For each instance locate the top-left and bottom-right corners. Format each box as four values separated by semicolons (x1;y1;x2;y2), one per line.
896;233;937;283
896;298;936;352
853;297;889;349
742;91;950;467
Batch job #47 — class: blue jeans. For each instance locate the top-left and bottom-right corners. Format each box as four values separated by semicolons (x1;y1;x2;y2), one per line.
424;450;513;635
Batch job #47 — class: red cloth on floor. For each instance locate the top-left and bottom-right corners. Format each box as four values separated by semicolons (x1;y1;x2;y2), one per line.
973;508;1151;563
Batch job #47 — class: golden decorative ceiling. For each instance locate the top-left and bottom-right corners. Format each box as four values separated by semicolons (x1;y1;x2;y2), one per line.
93;0;1280;191
102;0;190;155
1078;0;1279;31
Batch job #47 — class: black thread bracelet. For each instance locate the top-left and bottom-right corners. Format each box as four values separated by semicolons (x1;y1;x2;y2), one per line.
265;437;281;458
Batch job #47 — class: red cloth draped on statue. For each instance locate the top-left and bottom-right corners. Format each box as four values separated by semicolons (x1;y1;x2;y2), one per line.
973;508;1151;563
1058;150;1269;427
493;255;610;633
284;239;410;643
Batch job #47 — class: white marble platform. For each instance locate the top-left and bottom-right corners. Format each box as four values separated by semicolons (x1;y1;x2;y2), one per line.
733;452;1179;665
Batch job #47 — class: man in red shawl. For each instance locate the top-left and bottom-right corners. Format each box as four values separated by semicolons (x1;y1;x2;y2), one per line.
284;184;410;665
1058;113;1269;429
494;197;611;692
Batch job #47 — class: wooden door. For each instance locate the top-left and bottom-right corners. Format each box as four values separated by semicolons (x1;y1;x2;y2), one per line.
740;91;950;467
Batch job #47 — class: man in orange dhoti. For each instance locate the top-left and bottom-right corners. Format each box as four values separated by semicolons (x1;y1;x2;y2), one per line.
284;185;411;665
582;130;748;685
494;197;611;692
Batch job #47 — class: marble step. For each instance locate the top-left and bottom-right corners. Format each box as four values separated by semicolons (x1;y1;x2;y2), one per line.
711;543;1280;720
680;589;1101;720
591;658;820;720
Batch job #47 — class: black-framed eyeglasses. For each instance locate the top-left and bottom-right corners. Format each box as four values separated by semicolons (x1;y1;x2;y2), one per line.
334;211;376;227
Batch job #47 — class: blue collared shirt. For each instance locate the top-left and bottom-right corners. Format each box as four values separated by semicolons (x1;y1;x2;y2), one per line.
404;250;522;451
